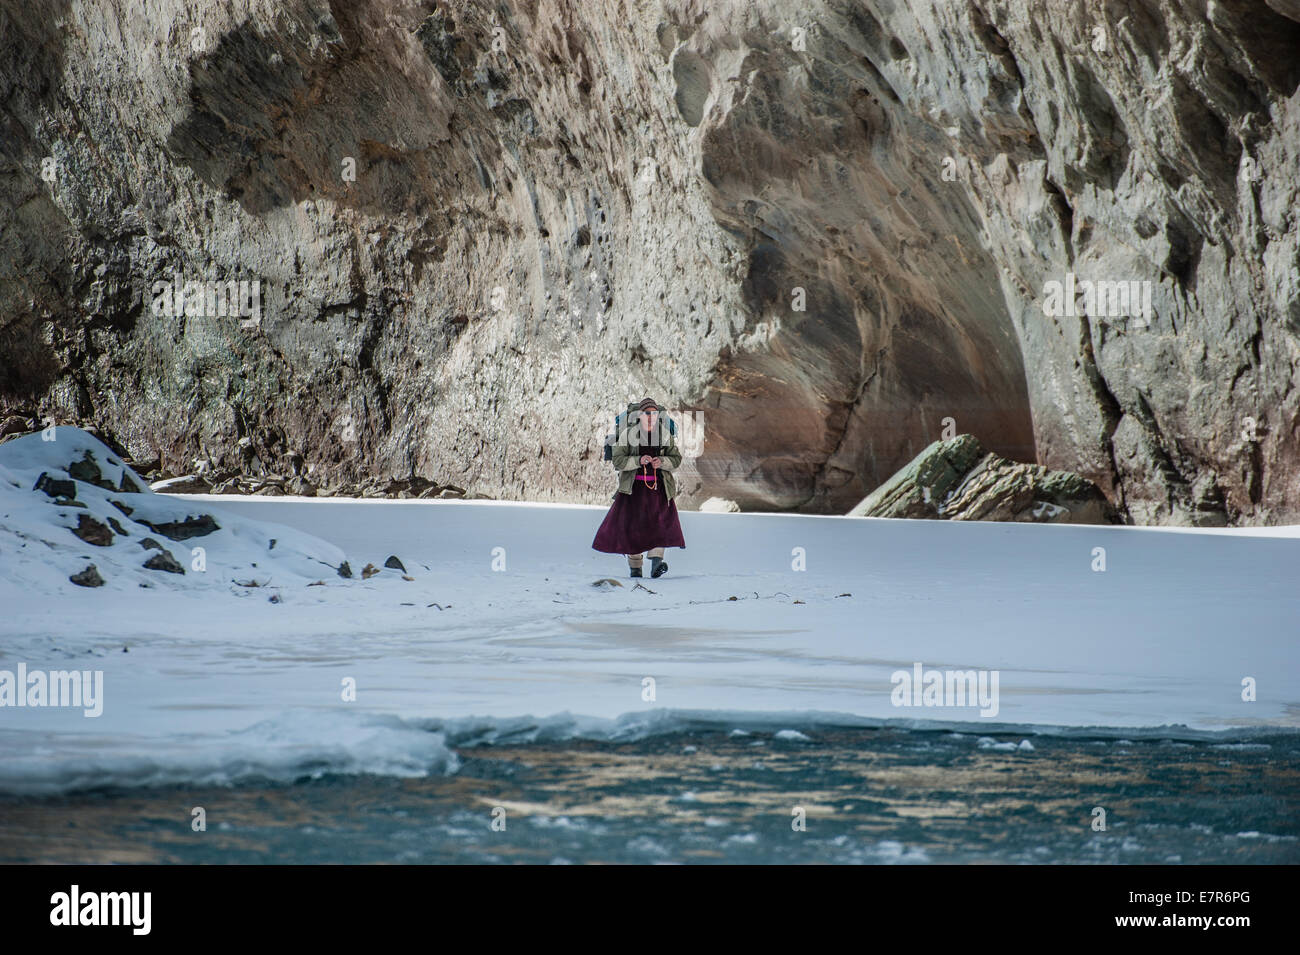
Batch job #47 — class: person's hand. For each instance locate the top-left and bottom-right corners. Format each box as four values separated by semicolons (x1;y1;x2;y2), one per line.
650;457;663;469
640;454;653;465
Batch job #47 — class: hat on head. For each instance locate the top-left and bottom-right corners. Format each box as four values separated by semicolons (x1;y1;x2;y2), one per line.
635;397;660;413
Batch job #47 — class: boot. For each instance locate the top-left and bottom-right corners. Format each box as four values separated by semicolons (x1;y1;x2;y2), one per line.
629;566;642;578
650;556;668;578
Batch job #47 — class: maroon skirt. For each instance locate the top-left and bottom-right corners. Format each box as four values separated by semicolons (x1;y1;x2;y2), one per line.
592;475;686;554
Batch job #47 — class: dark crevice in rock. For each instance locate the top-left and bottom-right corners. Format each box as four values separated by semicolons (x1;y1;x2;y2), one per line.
855;52;901;107
1247;432;1264;506
967;3;1032;126
1163;214;1203;292
1043;176;1075;261
1077;312;1127;518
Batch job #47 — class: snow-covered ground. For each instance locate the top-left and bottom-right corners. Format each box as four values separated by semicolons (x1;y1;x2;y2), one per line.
1;429;1298;795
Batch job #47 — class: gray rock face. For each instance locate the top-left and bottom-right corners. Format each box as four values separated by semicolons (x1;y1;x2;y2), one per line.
849;433;1117;524
2;1;1298;523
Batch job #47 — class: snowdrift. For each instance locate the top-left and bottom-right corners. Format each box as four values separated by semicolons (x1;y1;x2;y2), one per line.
0;428;350;597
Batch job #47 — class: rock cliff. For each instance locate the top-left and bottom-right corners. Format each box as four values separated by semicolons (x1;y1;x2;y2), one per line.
2;1;1298;523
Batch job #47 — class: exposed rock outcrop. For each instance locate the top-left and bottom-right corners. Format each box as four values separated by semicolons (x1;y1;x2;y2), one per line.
68;564;103;587
143;549;186;575
3;1;1298;523
71;513;114;546
136;514;221;541
137;465;485;499
1;427;354;592
34;472;77;501
849;433;1117;524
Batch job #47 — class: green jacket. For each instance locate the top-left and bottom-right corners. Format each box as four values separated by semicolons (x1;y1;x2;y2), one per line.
611;419;683;501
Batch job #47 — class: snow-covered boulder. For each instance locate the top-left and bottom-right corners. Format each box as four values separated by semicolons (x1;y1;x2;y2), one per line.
0;428;350;596
698;497;741;513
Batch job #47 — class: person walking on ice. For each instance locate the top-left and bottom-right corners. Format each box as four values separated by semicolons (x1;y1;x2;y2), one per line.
591;397;686;577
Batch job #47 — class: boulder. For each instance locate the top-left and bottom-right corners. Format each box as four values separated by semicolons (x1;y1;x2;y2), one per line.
34;472;77;501
71;513;115;546
69;564;104;587
143;549;186;574
285;476;316;497
67;450;118;491
849;435;1117;525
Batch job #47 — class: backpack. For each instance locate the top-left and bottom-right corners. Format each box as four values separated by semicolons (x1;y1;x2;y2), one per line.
603;403;677;465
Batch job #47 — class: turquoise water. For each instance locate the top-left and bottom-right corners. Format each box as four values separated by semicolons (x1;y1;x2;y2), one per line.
3;727;1297;864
